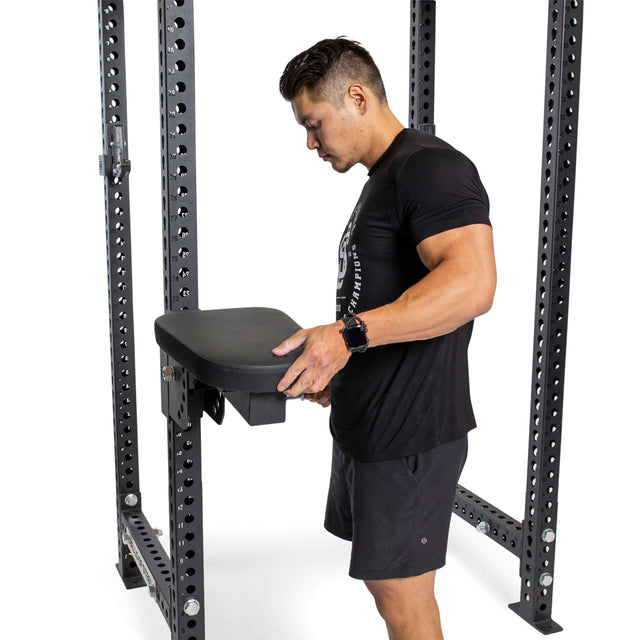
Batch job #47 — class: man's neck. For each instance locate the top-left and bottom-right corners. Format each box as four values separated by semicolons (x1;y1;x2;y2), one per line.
361;109;405;171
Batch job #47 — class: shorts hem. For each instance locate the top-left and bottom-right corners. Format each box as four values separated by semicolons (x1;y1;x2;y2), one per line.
348;559;446;582
324;523;353;542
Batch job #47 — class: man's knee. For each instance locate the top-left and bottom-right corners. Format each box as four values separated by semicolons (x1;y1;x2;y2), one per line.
365;572;438;627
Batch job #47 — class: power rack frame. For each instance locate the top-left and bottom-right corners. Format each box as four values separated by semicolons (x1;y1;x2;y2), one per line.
98;1;583;637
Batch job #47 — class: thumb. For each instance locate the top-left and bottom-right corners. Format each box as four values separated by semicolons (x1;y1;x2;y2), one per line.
272;330;308;356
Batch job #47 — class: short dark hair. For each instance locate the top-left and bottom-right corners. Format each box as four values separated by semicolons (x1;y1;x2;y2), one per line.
279;37;387;107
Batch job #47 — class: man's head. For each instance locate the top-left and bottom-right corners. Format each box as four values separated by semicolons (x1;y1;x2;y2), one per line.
279;37;387;108
280;38;401;173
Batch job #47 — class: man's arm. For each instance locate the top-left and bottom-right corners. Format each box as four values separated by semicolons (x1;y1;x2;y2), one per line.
273;223;496;397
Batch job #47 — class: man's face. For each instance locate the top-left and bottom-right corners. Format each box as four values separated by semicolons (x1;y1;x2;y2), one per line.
291;90;365;174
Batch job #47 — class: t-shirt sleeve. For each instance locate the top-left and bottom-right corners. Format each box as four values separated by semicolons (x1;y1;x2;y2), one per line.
396;147;491;246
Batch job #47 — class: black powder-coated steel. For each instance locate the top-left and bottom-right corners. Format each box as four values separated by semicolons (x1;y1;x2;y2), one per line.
454;485;523;556
97;0;144;590
158;3;207;638
121;510;173;624
409;1;436;133
508;1;583;633
159;0;199;313
167;409;206;640
444;1;583;634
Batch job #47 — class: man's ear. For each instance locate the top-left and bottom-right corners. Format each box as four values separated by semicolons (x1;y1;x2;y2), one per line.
347;83;368;114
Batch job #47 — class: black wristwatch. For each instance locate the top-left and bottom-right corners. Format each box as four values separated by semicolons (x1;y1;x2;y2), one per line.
340;314;369;353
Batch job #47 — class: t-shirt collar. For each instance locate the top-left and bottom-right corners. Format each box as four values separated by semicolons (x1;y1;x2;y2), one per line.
368;128;409;176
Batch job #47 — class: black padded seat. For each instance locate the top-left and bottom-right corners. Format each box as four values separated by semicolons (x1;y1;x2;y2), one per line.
154;307;303;393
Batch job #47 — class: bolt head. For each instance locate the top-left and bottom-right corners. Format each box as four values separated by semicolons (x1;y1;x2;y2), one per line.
541;528;556;543
124;493;138;507
183;598;200;616
162;366;176;382
476;521;490;534
539;572;554;587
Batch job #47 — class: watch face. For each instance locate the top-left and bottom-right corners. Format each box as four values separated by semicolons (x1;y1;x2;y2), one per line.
345;325;369;349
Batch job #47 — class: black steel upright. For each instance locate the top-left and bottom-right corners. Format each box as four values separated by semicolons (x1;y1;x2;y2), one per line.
420;1;583;635
99;1;206;636
158;1;206;639
409;0;436;133
158;0;199;314
97;0;145;590
508;1;583;632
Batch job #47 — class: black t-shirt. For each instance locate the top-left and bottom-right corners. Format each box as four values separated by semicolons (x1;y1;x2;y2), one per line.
330;129;491;462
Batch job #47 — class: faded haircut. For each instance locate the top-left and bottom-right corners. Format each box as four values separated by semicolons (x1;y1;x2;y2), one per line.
279;37;387;107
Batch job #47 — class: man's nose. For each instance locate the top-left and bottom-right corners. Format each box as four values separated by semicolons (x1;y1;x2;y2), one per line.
306;130;319;151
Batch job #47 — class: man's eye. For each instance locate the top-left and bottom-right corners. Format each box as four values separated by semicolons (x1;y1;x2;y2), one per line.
308;122;320;130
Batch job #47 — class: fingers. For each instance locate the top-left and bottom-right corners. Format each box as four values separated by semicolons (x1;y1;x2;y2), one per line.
276;357;307;394
273;330;313;394
272;329;308;356
277;357;323;396
277;351;332;397
274;322;350;397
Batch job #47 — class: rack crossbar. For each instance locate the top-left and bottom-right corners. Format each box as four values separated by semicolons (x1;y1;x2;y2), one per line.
453;485;523;556
120;511;173;625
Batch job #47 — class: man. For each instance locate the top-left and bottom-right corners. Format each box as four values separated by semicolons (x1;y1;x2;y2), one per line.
273;38;496;640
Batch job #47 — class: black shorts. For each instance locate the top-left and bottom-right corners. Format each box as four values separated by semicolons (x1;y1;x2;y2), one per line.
324;436;468;581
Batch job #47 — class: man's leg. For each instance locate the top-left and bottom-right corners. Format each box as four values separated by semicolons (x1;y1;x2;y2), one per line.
365;570;444;640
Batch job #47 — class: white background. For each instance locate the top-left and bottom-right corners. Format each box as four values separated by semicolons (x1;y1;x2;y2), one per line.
2;1;638;638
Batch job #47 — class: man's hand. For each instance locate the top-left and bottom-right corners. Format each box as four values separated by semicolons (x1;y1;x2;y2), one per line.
272;322;350;398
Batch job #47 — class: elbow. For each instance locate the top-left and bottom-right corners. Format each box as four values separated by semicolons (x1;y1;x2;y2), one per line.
471;273;497;318
476;292;494;316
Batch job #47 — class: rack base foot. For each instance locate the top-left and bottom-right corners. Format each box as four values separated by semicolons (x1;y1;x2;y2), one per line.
117;564;146;591
508;602;563;635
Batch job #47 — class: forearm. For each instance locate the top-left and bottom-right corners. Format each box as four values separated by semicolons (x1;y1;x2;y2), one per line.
360;259;495;348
